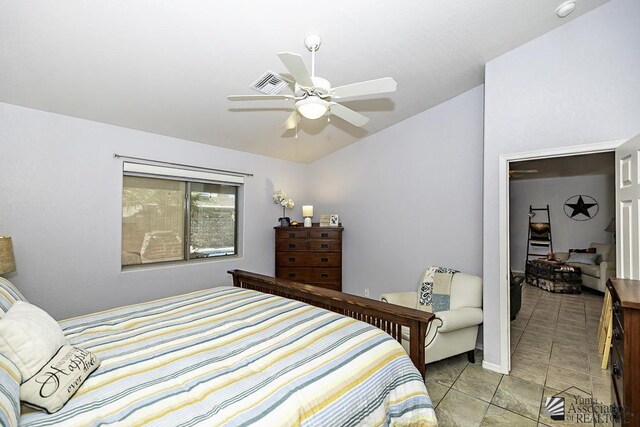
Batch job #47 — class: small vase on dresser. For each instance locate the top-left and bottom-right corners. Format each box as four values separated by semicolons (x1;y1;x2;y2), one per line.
278;217;291;227
274;224;343;291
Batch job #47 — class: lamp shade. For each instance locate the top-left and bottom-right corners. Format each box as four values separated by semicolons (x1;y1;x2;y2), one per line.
605;216;616;233
302;205;314;217
0;236;16;275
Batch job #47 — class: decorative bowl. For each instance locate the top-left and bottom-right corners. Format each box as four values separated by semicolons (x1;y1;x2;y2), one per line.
530;222;550;233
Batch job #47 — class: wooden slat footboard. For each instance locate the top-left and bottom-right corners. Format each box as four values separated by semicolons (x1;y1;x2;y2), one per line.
228;269;433;378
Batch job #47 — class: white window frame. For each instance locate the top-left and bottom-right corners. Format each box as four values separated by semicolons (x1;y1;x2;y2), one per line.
121;162;244;268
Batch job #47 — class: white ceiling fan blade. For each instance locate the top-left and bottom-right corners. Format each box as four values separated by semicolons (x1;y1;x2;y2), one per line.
277;52;314;88
331;77;397;99
329;103;370;127
282;111;300;130
228;94;294;101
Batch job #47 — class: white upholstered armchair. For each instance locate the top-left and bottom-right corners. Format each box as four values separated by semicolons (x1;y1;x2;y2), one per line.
380;273;483;364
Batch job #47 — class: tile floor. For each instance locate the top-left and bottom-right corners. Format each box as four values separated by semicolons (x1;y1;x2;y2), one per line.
426;282;612;426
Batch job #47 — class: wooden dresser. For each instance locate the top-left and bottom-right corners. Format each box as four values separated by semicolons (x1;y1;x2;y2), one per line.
607;278;640;426
275;225;343;291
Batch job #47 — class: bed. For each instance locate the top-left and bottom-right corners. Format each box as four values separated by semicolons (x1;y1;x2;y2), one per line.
14;271;437;426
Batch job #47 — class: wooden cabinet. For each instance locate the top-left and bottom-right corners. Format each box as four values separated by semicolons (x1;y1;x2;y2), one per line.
607;278;640;426
275;225;343;291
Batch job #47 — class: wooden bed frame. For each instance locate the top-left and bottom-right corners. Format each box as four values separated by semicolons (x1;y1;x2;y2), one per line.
228;269;434;378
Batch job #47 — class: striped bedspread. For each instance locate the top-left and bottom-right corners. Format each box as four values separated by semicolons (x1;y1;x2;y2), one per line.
19;286;436;426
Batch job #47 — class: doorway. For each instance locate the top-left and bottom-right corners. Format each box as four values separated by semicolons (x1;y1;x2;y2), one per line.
496;140;624;374
506;152;616;391
509;152;616;287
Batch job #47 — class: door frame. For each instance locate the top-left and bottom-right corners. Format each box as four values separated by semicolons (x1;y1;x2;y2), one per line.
496;139;625;374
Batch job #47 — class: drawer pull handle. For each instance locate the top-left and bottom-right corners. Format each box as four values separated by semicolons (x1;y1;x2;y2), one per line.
613;301;621;314
321;233;328;238
288;257;296;262
320;273;329;278
611;405;621;422
288;233;295;238
614;328;621;342
321;258;329;262
289;244;296;249
321;244;328;248
288;273;296;278
613;362;621;377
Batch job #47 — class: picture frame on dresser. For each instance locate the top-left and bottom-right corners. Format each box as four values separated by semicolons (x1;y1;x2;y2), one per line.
319;214;331;227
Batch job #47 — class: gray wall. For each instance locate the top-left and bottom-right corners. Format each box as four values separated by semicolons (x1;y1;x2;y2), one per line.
509;174;615;272
307;85;484;299
484;0;640;370
0;103;308;319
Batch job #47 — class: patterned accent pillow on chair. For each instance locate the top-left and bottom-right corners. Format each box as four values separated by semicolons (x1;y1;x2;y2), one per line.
0;277;27;314
418;266;459;312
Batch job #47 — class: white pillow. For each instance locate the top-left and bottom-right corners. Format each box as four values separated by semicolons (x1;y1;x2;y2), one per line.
21;345;100;414
0;301;66;380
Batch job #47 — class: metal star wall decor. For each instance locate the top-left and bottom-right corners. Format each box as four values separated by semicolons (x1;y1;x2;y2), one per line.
563;195;599;221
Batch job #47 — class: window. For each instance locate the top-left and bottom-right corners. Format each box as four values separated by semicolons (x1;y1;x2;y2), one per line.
121;163;241;267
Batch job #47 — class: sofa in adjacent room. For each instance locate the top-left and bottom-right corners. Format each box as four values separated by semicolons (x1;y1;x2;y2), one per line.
555;242;616;293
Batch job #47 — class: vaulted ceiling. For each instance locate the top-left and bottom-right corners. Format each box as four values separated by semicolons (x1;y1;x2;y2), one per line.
0;0;608;163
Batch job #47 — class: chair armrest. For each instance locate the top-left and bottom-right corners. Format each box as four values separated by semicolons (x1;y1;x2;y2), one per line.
380;292;418;309
600;262;616;276
436;307;483;333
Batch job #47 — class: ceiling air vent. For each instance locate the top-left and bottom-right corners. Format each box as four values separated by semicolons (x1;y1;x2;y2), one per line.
250;71;291;95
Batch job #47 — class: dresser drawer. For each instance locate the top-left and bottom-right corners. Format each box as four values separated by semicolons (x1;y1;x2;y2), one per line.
613;299;624;333
277;267;341;283
612;323;624;366
309;229;341;240
276;252;341;267
612;375;623;427
309;240;341;251
612;339;624;403
275;239;309;251
275;229;309;239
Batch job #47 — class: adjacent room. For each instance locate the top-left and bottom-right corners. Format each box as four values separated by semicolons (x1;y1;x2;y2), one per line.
1;0;640;426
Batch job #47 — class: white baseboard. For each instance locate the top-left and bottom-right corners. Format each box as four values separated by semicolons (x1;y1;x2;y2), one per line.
482;360;508;374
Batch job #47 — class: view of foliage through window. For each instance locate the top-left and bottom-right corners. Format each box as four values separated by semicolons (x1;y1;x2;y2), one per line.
122;176;237;266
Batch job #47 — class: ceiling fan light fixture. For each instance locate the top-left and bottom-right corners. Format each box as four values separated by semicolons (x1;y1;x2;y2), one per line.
295;96;329;120
555;1;576;18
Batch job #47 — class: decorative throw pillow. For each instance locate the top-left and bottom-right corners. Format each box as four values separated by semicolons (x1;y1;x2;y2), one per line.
21;345;100;414
569;248;597;254
0;277;27;314
418;266;459;312
0;301;66;380
566;252;599;265
0;354;21;427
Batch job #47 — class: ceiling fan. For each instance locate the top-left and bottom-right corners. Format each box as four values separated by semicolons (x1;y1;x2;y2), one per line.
227;34;397;129
509;169;539;178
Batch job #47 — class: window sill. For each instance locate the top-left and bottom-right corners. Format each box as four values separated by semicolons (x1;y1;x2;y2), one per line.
121;254;243;273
